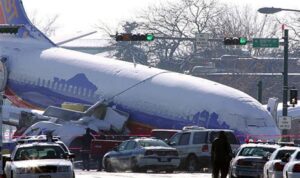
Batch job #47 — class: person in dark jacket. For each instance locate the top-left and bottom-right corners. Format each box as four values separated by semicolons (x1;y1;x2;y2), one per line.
81;128;94;171
211;131;233;178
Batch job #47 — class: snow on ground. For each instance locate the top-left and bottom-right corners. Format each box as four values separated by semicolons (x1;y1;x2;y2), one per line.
75;170;212;178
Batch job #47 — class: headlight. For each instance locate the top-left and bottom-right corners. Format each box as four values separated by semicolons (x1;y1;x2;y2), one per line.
57;166;71;172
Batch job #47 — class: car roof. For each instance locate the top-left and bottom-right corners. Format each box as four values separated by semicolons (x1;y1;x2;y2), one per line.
133;138;164;142
240;143;280;149
182;129;234;133
276;146;298;150
16;142;61;148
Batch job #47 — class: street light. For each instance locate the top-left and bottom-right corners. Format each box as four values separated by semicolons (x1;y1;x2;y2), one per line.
258;7;300;141
258;7;300;14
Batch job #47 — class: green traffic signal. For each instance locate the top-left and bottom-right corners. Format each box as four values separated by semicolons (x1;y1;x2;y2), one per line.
146;34;154;41
239;37;247;45
224;37;247;45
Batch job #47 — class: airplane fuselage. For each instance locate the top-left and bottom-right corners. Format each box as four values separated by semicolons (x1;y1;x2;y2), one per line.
0;37;280;139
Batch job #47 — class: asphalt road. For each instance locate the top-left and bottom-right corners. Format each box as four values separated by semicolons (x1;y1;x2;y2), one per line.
75;170;211;178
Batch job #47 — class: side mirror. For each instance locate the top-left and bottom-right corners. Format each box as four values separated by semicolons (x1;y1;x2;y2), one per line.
169;141;176;146
68;153;75;159
113;147;119;151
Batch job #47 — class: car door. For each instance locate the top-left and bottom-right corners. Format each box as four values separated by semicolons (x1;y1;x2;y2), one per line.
110;141;128;169
169;132;191;160
122;141;137;170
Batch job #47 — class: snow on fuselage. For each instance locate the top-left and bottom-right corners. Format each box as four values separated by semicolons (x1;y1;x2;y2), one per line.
1;37;280;140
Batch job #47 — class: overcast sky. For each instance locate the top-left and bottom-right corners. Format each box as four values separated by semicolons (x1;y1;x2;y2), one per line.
22;0;300;39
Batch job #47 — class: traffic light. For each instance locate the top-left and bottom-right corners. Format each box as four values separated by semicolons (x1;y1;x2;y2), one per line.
290;89;298;105
224;37;247;45
115;33;154;41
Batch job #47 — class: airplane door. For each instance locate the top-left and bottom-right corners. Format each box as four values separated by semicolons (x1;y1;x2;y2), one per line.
0;59;8;92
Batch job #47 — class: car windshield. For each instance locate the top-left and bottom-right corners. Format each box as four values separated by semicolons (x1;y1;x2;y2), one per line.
274;149;296;160
239;146;276;157
14;145;65;161
138;140;170;147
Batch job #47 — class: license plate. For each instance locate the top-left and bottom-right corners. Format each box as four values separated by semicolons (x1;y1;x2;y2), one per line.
160;158;169;162
39;175;51;178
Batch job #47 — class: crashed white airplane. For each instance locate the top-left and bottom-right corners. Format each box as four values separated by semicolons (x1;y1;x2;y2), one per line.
0;0;280;145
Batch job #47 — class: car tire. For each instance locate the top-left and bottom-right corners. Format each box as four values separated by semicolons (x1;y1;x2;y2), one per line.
186;155;199;172
104;158;114;172
131;158;146;173
166;169;174;173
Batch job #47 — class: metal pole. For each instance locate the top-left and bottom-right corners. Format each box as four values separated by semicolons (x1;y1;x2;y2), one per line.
257;81;262;103
282;29;289;141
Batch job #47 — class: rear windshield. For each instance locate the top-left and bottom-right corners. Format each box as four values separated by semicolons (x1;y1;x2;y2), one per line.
238;147;276;157
209;131;239;144
274;149;296;159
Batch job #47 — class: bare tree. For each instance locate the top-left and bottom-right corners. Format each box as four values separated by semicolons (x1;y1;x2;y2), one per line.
208;5;281;56
138;0;221;70
29;10;59;37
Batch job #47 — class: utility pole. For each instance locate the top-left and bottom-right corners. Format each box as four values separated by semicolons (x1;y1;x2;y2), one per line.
257;81;262;103
282;29;289;142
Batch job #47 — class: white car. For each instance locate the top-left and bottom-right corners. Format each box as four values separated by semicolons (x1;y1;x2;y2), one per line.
4;142;75;178
263;146;297;178
229;143;279;178
283;148;300;178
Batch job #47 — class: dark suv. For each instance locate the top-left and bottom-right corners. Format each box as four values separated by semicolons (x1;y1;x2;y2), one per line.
168;127;240;172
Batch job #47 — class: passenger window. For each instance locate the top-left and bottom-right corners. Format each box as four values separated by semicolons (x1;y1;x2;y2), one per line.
118;141;128;151
193;132;207;144
169;133;181;145
179;133;190;145
125;141;136;150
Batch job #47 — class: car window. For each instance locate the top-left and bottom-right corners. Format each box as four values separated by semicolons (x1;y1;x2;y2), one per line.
274;149;296;160
138;140;170;147
238;147;276;157
151;131;177;140
125;141;137;150
14;145;65;161
118;141;128;151
169;133;181;145
178;133;190;145
193;132;207;144
209;131;239;144
295;152;300;160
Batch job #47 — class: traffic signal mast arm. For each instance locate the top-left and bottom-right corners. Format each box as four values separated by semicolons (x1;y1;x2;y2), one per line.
115;33;154;41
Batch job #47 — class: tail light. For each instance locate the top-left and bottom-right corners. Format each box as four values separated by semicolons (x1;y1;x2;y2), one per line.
145;150;154;155
274;162;284;171
293;164;300;172
202;144;209;152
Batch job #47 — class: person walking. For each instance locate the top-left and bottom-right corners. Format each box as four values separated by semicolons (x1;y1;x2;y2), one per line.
211;131;233;178
81;128;94;171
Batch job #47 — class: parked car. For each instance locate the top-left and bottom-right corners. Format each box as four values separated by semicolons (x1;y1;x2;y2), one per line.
263;146;297;178
167;126;240;172
229;143;279;178
283;148;300;178
102;137;180;172
4;142;75;178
